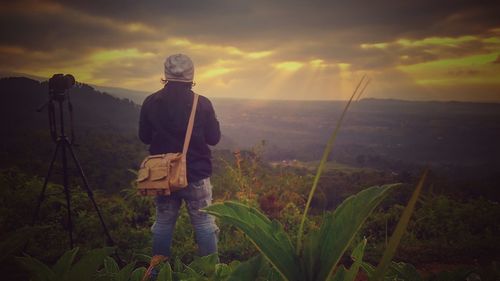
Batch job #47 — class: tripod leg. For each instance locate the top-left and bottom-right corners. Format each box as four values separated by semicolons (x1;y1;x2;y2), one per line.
24;141;62;252
60;138;74;249
65;139;115;246
32;141;61;224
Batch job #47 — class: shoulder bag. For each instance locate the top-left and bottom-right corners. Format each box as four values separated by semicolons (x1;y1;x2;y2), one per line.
136;93;199;196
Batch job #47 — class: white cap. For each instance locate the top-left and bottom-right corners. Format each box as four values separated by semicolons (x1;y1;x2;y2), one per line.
164;54;194;82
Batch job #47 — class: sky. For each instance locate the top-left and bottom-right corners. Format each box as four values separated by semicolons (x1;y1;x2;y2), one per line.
1;0;499;101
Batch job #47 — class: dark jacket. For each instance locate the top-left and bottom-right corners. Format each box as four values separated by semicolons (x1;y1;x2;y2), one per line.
139;83;221;182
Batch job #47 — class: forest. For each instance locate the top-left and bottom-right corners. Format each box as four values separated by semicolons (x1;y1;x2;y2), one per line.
1;77;499;280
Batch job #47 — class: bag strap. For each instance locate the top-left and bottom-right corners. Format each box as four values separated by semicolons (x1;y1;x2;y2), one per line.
182;93;199;155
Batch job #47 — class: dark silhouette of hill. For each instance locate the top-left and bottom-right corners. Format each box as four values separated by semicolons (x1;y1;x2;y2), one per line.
0;77;144;192
0;71;150;104
0;77;140;132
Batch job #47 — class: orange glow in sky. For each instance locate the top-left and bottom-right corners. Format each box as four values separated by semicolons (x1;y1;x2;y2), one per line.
1;1;499;101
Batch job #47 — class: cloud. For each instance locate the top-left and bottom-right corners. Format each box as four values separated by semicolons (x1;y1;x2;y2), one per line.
0;1;159;52
0;0;499;101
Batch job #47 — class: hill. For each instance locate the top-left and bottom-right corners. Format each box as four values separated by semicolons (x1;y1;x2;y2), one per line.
0;77;144;192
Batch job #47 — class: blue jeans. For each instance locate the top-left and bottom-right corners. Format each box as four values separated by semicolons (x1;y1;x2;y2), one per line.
151;178;219;257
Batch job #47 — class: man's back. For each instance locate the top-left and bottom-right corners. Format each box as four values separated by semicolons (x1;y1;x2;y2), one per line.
139;54;220;272
139;82;221;182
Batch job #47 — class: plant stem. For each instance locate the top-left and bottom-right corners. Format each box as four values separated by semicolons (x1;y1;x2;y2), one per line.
296;74;367;254
372;168;429;281
356;78;371;102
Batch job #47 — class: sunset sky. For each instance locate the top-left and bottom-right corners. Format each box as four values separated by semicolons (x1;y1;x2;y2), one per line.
1;1;499;101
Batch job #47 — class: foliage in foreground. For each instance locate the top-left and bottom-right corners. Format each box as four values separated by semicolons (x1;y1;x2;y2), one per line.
202;79;418;281
16;247;115;281
205;184;398;281
17;182;490;281
16;181;394;281
8;76;499;281
17;247;486;281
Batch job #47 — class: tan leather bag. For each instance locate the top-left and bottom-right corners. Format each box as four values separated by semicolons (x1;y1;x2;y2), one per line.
136;94;199;196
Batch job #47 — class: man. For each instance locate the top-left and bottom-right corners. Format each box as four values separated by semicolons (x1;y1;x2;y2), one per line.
139;54;221;260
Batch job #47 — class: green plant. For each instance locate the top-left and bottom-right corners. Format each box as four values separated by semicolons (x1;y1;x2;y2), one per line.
204;183;399;281
16;247;114;281
96;257;136;281
371;169;428;281
361;261;423;281
203;77;431;281
203;172;440;281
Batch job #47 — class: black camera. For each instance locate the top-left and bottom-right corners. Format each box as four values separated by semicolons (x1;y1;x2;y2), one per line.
49;74;75;100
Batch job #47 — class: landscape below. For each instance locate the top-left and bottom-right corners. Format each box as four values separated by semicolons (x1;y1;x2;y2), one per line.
1;77;499;280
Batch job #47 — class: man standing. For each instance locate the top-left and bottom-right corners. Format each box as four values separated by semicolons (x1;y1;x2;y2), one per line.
139;54;221;260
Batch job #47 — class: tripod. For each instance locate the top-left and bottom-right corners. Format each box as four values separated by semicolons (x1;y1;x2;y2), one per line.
33;89;114;249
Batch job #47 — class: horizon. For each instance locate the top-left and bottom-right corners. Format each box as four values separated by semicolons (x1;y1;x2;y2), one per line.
4;73;500;105
1;1;499;102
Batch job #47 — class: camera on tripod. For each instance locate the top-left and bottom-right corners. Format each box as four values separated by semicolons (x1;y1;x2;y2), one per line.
32;73;115;249
48;74;75;101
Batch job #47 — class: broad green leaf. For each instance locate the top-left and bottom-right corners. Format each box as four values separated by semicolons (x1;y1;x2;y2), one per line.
204;201;300;281
157;262;173;281
302;228;321;280
130;267;146;281
133;254;152;264
214;263;232;280
259;261;285;281
188;253;219;277
387;262;422;281
53;248;79;280
226;255;265;281
361;261;375;278
103;256;120;274
344;239;367;281
182;263;205;279
372;169;428;281
68;247;114;281
228;260;240;271
312;184;398;281
16;255;55;281
362;261;423;281
116;261;136;281
328;266;346;281
173;257;184;272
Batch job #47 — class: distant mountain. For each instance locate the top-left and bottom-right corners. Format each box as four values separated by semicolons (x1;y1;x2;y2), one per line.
213;97;500;160
92;85;149;105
